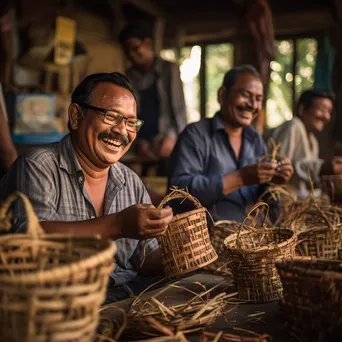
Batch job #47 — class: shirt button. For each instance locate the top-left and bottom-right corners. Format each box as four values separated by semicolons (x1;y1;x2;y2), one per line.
91;216;95;219
78;176;83;183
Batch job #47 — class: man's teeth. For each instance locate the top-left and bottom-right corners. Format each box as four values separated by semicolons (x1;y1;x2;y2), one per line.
102;138;122;147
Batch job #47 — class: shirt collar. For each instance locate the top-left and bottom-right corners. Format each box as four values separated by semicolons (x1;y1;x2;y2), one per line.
58;134;126;186
212;111;225;131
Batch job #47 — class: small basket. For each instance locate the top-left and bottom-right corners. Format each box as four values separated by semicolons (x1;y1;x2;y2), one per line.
287;200;342;259
223;202;297;303
321;174;342;203
276;258;342;341
0;192;116;342
204;220;240;276
157;187;218;277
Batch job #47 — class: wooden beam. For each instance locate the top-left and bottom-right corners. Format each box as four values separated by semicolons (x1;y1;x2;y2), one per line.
121;0;165;17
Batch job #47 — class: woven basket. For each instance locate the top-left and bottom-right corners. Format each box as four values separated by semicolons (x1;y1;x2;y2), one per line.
320;174;342;203
0;192;116;342
223;202;297;303
204;220;240;276
157;188;218;277
276;258;342;341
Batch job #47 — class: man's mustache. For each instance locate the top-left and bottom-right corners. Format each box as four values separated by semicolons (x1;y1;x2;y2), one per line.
99;132;130;146
236;104;259;115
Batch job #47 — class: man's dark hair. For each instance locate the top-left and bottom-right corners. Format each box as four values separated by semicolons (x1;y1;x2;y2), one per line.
118;22;153;45
68;72;136;131
296;89;335;112
222;65;262;95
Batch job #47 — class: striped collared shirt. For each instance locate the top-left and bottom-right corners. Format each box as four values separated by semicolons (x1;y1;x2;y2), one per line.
0;134;158;285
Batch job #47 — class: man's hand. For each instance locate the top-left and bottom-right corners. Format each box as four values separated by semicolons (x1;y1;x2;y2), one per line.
239;161;278;186
115;204;173;239
272;157;294;184
159;135;177;159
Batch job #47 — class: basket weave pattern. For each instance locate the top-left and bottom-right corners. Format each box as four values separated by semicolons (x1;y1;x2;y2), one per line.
204;220;240;276
0;192;116;342
276;258;342;341
157;188;218;277
223;202;297;303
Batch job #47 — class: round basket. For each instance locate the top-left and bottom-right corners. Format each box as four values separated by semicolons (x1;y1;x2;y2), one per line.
321;174;342;203
157;188;218;277
204;220;240;276
223;202;297;303
285;200;342;259
0;192;116;342
276;258;342;341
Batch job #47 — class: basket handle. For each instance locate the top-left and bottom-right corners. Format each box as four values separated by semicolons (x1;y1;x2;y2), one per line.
236;202;270;243
0;192;44;238
158;186;202;209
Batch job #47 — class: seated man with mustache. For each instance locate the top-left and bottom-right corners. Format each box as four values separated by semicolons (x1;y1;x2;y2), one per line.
0;72;173;303
272;89;342;198
168;65;293;222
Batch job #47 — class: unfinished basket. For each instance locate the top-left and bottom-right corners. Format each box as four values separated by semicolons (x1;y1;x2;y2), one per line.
223;202;297;303
321;174;342;203
204;220;240;276
157;187;218;277
276;258;342;341
0;192;116;342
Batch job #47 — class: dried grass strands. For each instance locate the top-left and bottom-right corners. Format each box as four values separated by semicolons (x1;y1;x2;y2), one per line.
200;329;272;342
223;202;297;303
99;281;239;341
156;186;218;276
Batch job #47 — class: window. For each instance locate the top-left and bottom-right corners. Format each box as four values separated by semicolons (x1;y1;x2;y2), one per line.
161;42;234;123
266;38;317;128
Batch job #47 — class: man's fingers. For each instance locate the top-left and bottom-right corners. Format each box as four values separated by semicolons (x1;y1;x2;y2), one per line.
146;207;173;219
258;162;277;170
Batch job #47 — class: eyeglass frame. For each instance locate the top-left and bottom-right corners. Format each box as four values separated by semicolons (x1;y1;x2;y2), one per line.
77;103;144;132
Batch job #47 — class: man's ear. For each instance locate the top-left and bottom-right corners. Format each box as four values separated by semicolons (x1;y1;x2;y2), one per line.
68;104;83;130
218;86;226;106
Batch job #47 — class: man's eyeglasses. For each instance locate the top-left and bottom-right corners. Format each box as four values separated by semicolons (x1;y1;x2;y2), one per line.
78;103;144;133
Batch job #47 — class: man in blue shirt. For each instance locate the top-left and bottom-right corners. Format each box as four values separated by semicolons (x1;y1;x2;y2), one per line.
169;65;293;222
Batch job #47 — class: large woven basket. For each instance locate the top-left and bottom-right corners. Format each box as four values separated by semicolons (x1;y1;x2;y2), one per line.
204;220;240;276
321;174;342;203
0;192;116;342
157;188;218;277
276;258;342;341
223;202;297;303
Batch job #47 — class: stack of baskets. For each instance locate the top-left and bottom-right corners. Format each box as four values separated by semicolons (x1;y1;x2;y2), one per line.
223;202;297;303
276;258;342;341
0;192;116;342
204;220;240;276
157;187;218;277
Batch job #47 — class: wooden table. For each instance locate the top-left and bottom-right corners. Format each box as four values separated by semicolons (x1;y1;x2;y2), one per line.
98;272;292;341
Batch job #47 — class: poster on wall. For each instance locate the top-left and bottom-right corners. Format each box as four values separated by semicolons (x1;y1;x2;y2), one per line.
54;16;77;66
11;94;66;144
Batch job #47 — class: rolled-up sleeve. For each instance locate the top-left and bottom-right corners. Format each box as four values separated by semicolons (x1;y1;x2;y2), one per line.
169;126;224;207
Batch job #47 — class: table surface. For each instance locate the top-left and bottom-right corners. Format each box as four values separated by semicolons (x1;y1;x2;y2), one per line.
98;272;294;342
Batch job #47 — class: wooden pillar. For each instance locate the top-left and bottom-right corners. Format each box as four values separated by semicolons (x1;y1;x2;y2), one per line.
154;17;165;54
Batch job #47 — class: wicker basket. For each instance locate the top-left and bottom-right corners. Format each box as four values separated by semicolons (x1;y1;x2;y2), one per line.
0;192;116;342
321;174;342;203
276;258;342;341
223;202;297;303
204;220;240;276
157;188;218;277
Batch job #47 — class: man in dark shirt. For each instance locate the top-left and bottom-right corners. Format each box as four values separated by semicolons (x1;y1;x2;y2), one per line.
169;65;293;222
119;23;187;176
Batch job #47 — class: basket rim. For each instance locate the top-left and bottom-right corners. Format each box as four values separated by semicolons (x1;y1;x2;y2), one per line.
214;220;239;226
224;227;297;253
0;234;116;284
276;257;342;280
171;207;206;222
